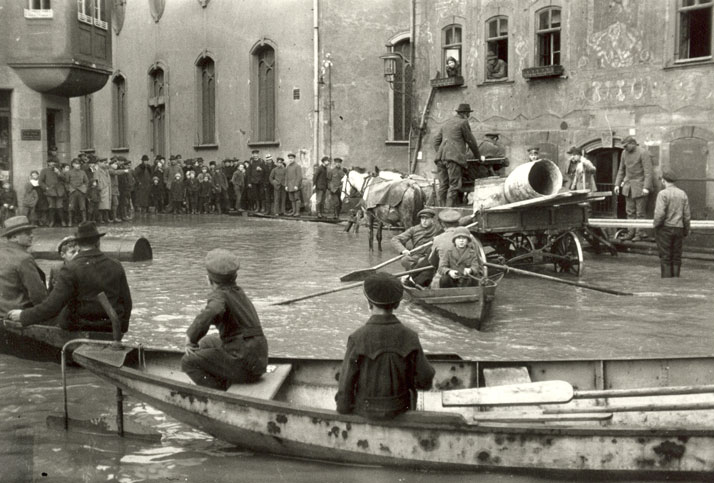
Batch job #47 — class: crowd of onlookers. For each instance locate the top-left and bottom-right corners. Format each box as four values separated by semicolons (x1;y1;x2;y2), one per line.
0;147;348;227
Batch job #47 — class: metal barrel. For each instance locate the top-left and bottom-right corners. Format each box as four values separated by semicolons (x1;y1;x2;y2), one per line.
30;235;153;262
471;176;508;212
503;160;563;203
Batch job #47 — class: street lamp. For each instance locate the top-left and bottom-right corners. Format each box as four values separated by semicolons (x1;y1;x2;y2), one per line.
380;52;410;88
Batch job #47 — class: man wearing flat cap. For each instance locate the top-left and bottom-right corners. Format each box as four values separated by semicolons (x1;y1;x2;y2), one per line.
433;103;482;206
335;272;434;420
614;136;654;240
8;221;132;334
181;249;268;390
391;208;442;285
653;170;691;278
0;216;48;319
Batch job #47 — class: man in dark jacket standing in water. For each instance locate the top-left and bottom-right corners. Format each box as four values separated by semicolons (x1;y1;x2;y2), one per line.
182;249;268;390
335;272;434;419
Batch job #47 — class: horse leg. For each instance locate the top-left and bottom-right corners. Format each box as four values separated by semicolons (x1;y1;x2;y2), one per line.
377;221;383;251
368;212;375;251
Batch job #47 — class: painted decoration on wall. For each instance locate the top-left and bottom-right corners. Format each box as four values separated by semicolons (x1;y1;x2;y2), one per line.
149;0;165;23
113;0;126;35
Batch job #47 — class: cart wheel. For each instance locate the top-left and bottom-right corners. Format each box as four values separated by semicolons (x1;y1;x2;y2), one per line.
505;234;535;267
614;228;629;241
552;231;584;277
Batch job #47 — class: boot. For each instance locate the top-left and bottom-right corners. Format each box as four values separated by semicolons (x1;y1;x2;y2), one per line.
660;263;672;278
673;264;681;278
48;208;56;227
293;200;301;217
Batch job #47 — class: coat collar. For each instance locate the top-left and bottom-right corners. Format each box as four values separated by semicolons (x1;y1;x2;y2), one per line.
365;314;401;326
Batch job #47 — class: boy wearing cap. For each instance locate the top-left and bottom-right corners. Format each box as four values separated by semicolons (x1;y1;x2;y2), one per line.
335;272;434;420
181;249;268;390
48;236;78;292
0;216;48;318
614;136;654;241
437;227;484;288
653;170;691;278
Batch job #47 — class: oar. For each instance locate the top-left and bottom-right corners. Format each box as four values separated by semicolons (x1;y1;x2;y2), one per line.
273;266;433;306
442;381;714;407
485;262;633;296
340;220;479;282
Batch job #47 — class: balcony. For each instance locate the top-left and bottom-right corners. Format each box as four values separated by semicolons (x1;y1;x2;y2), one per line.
9;61;111;97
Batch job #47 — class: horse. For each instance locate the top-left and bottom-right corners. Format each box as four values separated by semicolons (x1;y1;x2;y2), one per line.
341;167;426;251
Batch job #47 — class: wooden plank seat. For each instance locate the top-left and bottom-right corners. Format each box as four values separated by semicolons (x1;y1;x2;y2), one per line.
227;364;292;399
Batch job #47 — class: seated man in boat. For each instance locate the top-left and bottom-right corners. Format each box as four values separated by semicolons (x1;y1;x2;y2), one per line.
181;249;268;391
437;227;484;288
335;272;435;420
7;221;132;333
391;208;442;287
0;216;48;319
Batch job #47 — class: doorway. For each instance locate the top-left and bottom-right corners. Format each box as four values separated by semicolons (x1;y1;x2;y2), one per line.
586;147;624;218
46;109;61;154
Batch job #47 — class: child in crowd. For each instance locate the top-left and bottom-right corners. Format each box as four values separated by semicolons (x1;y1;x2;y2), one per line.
149;176;163;213
21;171;40;224
437;227;484;288
170;172;186;214
198;168;212;213
0;180;18;224
185;169;200;214
87;179;101;221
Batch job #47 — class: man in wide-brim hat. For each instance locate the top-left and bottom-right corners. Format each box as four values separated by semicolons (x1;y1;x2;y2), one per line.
0;216;48;319
8;221;132;335
433;103;482;207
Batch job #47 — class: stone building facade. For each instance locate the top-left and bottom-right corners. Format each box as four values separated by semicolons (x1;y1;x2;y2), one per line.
413;0;714;219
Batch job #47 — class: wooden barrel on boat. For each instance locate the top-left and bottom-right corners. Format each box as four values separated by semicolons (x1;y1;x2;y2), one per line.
30;235;153;262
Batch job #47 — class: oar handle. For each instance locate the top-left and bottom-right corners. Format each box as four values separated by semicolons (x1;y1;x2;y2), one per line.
97;292;123;346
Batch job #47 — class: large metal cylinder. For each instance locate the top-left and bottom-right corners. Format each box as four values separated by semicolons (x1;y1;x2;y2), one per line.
31;235;153;262
503;160;563;203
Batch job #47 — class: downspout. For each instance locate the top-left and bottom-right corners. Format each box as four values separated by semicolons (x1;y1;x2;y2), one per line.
409;0;416;173
313;0;320;166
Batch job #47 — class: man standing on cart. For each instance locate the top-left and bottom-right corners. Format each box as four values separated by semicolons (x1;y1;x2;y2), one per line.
433;103;482;207
614;136;654;241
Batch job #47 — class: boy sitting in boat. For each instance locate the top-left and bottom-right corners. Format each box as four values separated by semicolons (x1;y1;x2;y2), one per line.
48;236;78;292
437;227;483;288
181;249;268;390
335;272;435;420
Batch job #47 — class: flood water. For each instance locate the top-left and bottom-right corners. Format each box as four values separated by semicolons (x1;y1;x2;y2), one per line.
2;215;714;482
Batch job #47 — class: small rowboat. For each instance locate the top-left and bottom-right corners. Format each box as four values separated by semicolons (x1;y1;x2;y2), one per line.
72;344;714;477
403;273;502;330
245;212;343;224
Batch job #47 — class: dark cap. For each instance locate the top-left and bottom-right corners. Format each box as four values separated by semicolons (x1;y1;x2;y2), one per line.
287;153;296;158
141;154;149;161
455;103;473;113
73;221;106;241
622;136;638;145
363;272;403;305
485;133;499;138
527;146;540;153
661;169;678;182
438;209;461;224
417;208;436;218
251;149;260;154
566;146;581;155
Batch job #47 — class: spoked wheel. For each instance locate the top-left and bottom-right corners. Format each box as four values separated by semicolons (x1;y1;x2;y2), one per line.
551;231;584;277
504;233;535;267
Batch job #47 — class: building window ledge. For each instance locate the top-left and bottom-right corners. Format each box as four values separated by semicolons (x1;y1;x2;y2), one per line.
385;140;409;146
478;79;515;87
111;147;130;153
24;9;53;19
80;148;96;154
522;64;565;80
193;143;219;150
430;76;465;88
665;57;714;70
247;140;280;148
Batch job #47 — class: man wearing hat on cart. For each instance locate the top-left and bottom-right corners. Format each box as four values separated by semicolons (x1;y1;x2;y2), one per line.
181;249;268;390
391;208;442;285
653;170;691;278
8;221;132;334
614;136;654;241
433;103;482;206
0;216;48;319
335;272;435;420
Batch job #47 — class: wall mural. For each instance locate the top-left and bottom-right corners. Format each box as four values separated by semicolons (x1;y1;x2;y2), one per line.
585;21;651;68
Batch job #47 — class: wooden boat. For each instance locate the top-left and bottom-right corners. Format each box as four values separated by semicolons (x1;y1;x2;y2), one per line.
245;212;343;224
403;273;502;330
72;344;714;477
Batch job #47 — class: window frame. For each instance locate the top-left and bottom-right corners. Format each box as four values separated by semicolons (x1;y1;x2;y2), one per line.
148;63;168;158
112;74;128;150
675;0;713;62
80;95;94;151
386;34;412;143
195;53;217;147
535;6;562;67
25;0;53;18
248;40;279;146
442;24;463;77
485;15;509;81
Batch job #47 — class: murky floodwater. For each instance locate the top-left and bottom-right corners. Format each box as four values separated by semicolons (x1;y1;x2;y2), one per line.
2;215;714;482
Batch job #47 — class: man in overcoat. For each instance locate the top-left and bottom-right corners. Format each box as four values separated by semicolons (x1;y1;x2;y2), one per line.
433;103;482;206
285;153;303;217
0;216;47;319
614;136;654;240
326;157;345;219
313;156;329;217
39;159;67;227
133;155;153;214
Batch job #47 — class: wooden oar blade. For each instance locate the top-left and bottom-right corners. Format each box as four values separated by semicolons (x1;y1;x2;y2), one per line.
442;380;574;407
340;268;375;282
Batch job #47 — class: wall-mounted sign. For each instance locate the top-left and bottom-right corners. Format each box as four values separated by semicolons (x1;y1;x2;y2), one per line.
21;129;41;141
600;131;614;148
522;65;565;80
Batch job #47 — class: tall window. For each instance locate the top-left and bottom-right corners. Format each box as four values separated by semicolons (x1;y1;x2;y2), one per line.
78;0;107;29
255;46;276;142
149;66;166;157
677;0;713;60
112;75;127;148
442;24;462;75
536;7;561;66
25;0;52;18
391;39;412;142
80;95;94;150
486;16;508;79
197;56;216;145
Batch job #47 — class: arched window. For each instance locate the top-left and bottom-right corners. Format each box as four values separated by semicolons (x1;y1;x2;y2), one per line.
148;65;166;157
535;7;561;66
80;95;94;150
112;74;127;148
442;24;462;75
253;45;276;142
196;54;216;145
390;38;412;142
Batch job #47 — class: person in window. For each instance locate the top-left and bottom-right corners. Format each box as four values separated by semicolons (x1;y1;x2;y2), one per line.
486;52;507;79
445;56;460;77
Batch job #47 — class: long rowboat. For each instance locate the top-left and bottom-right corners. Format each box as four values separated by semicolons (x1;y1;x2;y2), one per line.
1;320;113;361
72;344;714;477
403;273;502;330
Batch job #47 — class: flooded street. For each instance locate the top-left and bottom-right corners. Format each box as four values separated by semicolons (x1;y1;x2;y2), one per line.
2;215;714;482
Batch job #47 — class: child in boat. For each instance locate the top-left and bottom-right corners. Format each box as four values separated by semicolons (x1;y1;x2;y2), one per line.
335;272;435;420
437;227;483;288
48;236;79;292
181;249;268;391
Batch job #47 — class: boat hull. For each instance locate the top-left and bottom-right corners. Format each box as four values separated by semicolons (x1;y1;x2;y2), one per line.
72;347;714;476
1;321;113;362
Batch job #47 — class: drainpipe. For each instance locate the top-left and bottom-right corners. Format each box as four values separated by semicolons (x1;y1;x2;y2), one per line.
313;0;320;166
409;0;416;173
